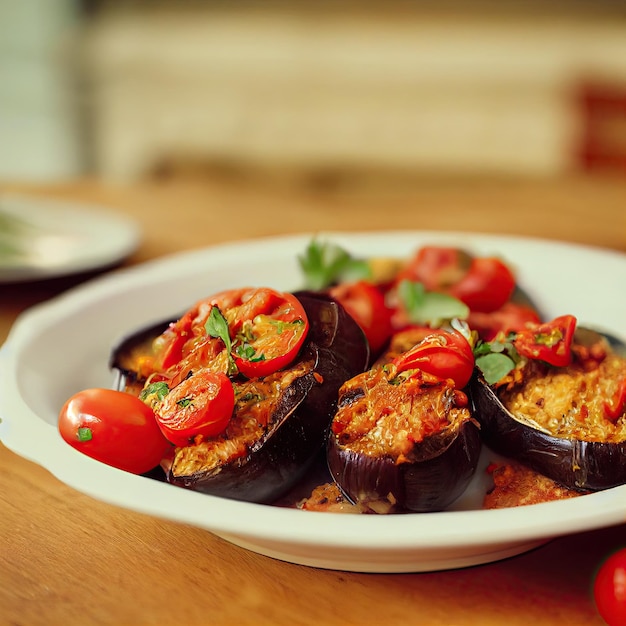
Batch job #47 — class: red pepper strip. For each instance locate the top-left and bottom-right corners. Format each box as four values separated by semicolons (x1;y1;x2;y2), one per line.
604;377;626;422
513;314;577;367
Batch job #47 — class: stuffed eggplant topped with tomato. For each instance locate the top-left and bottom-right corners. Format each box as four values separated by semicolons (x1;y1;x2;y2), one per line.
327;325;482;513
110;287;369;503
471;314;626;491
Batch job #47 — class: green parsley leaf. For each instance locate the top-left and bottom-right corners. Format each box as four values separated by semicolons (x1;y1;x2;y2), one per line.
205;306;232;351
176;397;193;408
398;280;469;326
475;353;516;385
77;427;92;442
298;238;371;290
204;306;239;376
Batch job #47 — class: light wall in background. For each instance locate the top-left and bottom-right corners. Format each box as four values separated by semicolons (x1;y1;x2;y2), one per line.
0;0;83;182
83;5;626;182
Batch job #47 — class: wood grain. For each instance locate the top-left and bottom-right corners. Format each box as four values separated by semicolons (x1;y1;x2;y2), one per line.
1;174;624;625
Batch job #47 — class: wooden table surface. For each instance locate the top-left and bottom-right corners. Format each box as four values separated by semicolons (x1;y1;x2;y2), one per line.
1;174;625;626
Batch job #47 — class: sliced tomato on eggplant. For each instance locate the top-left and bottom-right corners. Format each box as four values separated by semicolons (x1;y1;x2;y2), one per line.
110;291;369;503
470;327;626;491
327;362;481;513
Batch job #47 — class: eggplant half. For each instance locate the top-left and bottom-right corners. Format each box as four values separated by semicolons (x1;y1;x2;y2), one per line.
110;292;369;503
471;328;626;491
327;365;482;513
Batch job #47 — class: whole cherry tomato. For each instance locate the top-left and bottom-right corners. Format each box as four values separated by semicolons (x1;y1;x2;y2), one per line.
514;314;577;367
154;369;235;446
329;280;393;354
392;328;475;389
58;388;170;474
449;257;517;313
594;547;626;625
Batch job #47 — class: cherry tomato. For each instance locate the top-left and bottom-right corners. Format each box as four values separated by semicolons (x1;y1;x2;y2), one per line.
514;314;577;367
155;369;235;446
395;246;469;292
467;301;542;341
58;388;170;474
221;287;310;378
449;257;516;313
594;547;626;625
394;246;516;314
151;287;310;380
329;280;393;354
392;329;475;389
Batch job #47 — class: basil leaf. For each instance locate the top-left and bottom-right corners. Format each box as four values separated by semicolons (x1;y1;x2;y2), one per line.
475;353;516;385
398;280;469;326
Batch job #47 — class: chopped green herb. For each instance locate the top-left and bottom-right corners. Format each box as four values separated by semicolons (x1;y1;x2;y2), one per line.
270;318;304;334
298;238;371;290
139;381;170;403
77;427;92;442
176;397;193;408
236;343;266;362
398;280;469;326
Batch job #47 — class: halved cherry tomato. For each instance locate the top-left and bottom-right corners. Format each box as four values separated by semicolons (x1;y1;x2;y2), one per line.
392;329;475;389
58;388;170;474
155;369;235;446
514;314;577;367
467;301;542;341
329;280;393;354
394;246;516;313
151;287;310;380
594;547;626;625
219;287;310;378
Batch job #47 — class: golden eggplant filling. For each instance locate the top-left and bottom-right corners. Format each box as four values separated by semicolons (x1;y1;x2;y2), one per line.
170;360;315;476
499;351;626;443
331;364;472;460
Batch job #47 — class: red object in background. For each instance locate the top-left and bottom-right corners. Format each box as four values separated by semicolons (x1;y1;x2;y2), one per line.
593;547;626;625
578;83;626;174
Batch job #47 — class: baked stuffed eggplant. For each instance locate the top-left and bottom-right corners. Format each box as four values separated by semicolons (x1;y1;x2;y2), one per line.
471;319;626;492
327;326;482;513
110;288;369;503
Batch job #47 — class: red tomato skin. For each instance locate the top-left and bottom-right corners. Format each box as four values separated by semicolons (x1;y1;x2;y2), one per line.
594;548;626;626
155;371;235;446
229;289;310;378
329;280;393;354
449;257;517;313
395;246;467;292
58;389;170;474
392;329;475;389
467;302;542;341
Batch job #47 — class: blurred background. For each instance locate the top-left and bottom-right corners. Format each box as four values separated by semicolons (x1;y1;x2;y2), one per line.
1;0;626;186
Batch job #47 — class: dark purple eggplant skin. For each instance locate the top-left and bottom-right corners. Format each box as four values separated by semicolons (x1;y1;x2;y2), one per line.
110;292;370;503
470;369;626;492
327;419;481;513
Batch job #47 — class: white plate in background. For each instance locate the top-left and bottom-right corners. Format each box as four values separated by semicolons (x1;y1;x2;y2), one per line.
0;231;625;573
0;193;141;283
